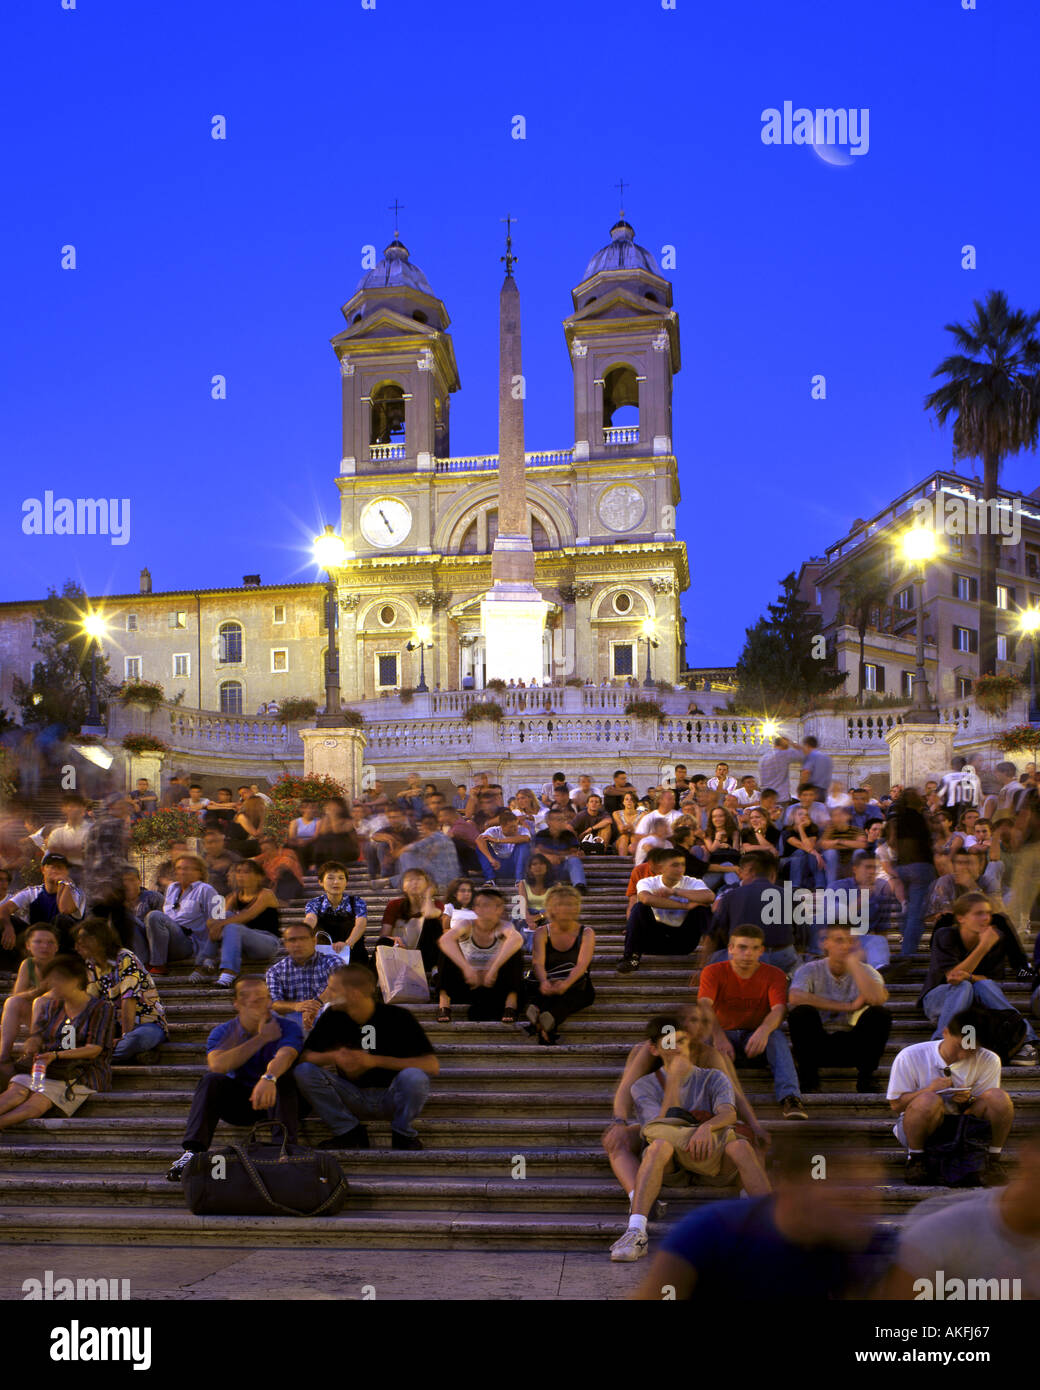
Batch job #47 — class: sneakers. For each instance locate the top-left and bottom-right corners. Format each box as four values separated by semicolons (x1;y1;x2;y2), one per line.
215;972;236;989
1011;1043;1038;1065
616;956;640;974
188;962;218;984
609;1227;649;1262
317;1126;369;1150
980;1154;1010;1187
904;1153;930;1185
166;1150;194;1182
391;1130;423;1150
781;1096;808;1120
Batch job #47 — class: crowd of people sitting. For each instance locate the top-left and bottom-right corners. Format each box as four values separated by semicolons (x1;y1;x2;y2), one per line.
0;745;1038;1276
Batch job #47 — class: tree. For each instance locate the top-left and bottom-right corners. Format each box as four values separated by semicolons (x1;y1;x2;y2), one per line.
925;290;1040;676
13;581;115;731
836;550;891;704
735;573;845;713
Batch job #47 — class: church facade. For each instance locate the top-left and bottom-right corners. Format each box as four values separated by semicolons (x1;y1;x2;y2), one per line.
0;220;690;715
329;218;690;700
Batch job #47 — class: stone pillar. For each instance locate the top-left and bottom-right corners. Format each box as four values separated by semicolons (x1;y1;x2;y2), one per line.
125;749;165;798
886;723;956;790
300;728;367;799
339;594;361;703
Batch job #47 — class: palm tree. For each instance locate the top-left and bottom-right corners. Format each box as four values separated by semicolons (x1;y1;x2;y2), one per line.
925;290;1040;676
837;550;891;703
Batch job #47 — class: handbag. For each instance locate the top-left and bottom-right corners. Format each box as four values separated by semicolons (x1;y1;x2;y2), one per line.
314;931;351;964
374;943;429;1003
971;1006;1028;1065
922;1113;991;1188
182;1122;348;1216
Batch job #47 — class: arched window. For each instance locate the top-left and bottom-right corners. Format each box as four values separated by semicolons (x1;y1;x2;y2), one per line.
219;680;243;714
370;382;406;445
218;622;243;664
412;311;428;324
531;516;550;550
458;518;479;555
602;365;640;430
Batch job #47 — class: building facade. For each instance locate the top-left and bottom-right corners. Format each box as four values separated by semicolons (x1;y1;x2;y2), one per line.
812;472;1040;700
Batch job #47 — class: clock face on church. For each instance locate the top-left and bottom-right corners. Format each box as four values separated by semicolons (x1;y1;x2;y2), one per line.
598;484;646;533
360;497;412;548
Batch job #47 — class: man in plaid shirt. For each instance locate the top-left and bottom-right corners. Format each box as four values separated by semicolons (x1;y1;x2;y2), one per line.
266;923;342;1035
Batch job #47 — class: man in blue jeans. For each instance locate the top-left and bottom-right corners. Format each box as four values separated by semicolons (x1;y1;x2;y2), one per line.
475;809;531;885
919;892;1037;1061
294;962;439;1150
532;810;588;893
698;925;808;1120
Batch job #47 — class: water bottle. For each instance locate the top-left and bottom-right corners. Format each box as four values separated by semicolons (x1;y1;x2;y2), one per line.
30;1058;46;1094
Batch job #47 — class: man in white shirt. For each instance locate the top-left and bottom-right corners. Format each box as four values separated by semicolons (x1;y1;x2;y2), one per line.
882;1133;1040;1299
619;851;714;971
733;776;759;809
706;762;738;796
981;762;1025;820
887;1009;1013;1187
634;789;683;839
571;774;605;812
787;924;891;1094
938;757;982;811
43;795;91;874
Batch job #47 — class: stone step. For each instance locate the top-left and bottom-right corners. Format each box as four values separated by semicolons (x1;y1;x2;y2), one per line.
24;1087;1040;1118
0;1189;962;1249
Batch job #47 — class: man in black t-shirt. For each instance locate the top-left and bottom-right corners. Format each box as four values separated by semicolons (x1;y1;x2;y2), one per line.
293;963;439;1150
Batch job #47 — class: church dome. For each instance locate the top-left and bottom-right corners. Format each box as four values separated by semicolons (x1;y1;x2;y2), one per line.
581;219;660;280
354;238;435;296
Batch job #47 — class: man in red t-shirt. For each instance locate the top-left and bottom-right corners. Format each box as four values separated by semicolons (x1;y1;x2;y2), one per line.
698;925;807;1119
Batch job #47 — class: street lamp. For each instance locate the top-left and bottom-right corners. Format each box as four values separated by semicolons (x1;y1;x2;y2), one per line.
900;526;939;723
313;525;347;727
407;623;434;694
641;618;659;688
1018;607;1040;721
81;611;108;729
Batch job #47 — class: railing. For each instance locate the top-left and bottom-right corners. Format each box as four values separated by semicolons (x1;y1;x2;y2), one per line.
162;710;303;756
433;449;574;474
370;443;406;461
602;426;639;446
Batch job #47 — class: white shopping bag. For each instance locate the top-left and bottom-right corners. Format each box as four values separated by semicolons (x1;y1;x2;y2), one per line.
314;931;351;964
374;944;429;1003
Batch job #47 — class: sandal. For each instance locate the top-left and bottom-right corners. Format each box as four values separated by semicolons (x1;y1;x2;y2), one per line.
436;1005;452;1023
501;1007;518;1025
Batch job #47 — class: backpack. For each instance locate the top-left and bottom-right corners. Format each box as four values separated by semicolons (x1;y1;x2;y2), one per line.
922;1113;991;1187
971;1006;1028;1064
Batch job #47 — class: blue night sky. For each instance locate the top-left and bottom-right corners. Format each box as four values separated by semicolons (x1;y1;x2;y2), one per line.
3;0;1038;666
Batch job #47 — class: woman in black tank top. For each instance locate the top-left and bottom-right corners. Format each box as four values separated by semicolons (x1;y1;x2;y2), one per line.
524;885;596;1045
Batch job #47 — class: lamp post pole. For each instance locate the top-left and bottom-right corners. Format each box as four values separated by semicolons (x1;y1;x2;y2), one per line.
87;638;100;725
407;637;433;694
317;570;341;727
910;561;938;721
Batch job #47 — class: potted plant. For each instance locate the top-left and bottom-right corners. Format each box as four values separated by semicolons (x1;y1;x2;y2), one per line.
121;734;169;754
974;673;1022;716
130;808;204;852
118;679;165;711
277;697;318;723
997;724;1040;768
269;773;346;805
624;698;665;719
463;700;504;723
485;678;508;693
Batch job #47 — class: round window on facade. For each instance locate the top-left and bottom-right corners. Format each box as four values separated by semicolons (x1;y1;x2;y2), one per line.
612;592;633;615
379;605;396;627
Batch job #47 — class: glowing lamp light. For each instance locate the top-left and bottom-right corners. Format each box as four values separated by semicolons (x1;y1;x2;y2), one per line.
641;618;657;638
313;526;346;571
82;613;108;642
901;527;938;566
761;719;779;740
1019;608;1040;636
416;623;433;645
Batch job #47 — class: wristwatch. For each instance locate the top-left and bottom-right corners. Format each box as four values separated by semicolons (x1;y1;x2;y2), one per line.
262;1073;277;1084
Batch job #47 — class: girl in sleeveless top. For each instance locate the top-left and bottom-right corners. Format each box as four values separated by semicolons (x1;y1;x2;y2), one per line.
441;878;477;934
0;925;60;1067
518;854;553;932
525;884;596;1045
436;888;524;1023
202;860;281;987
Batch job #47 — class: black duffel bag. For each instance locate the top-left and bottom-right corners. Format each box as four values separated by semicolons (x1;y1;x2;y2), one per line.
922;1113;991;1188
182;1123;349;1217
972;1006;1028;1065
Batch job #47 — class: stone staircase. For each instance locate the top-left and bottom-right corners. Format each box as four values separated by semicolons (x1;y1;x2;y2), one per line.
1;858;1037;1250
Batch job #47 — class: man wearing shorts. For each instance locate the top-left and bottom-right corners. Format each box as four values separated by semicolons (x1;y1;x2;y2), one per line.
608;1015;769;1262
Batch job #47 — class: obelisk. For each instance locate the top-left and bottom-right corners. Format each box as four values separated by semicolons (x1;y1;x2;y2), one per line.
480;217;549;681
